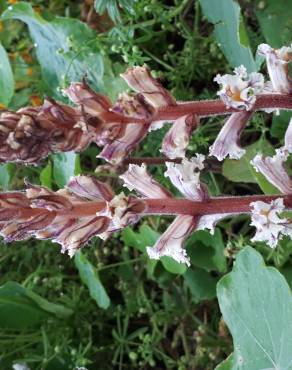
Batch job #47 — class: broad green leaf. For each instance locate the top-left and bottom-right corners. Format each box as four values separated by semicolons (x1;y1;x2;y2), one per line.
222;139;280;194
52;152;80;188
75;251;110;309
0;163;14;190
0;281;72;329
199;0;259;72
0;42;14;106
186;229;227;273
255;0;292;47
40;161;52;188
217;247;292;370
215;354;234;370
271;111;292;140
1;2;125;100
184;268;217;303
121;224;187;274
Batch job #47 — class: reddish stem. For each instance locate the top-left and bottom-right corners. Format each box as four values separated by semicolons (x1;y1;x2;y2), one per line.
58;194;292;218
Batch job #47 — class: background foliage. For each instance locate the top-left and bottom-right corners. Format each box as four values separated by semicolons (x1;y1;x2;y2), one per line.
0;0;291;369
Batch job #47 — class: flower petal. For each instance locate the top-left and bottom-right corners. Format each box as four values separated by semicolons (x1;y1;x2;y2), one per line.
120;163;171;198
250;198;292;248
63;81;112;116
197;213;234;234
209;111;252;161
251;149;292;194
161;114;199;159
67;175;114;201
284;118;292;153
214;65;265;110
165;155;208;200
258;43;292;93
98;122;149;164
121;66;176;108
146;215;197;266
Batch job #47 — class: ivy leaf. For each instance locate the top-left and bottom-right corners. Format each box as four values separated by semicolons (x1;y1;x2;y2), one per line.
184;268;217;303
255;0;292;47
186;229;227;273
217;247;292;369
0;42;14;107
52;152;81;188
74;251;110;309
0;163;14;190
1;2;125;99
222;139;280;194
199;0;260;72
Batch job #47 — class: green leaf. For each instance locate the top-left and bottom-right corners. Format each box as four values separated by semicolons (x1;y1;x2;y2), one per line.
52;152;80;188
199;0;259;72
184;268;217;303
121;224;187;274
94;0;135;23
0;281;72;329
0;163;14;190
0;42;14;106
255;0;292;47
217;247;292;369
74;251;110;309
1;2;124;99
40;161;52;188
222;139;280;194
271;111;292;140
186;229;227;273
215;354;234;370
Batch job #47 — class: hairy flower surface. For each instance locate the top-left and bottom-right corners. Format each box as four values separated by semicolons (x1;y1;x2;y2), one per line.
258;43;292;93
120;163;171;198
121;66;176;108
209;111;252;161
161;114;198;159
214;65;265;110
165;155;207;200
146;215;197;266
251;149;292;194
250;198;292;248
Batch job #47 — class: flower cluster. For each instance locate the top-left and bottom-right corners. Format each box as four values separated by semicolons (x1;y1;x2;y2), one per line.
0;42;291;264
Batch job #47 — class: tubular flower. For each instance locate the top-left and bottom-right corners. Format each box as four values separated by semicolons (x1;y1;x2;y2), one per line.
165;155;208;201
161;114;199;159
258;44;292;93
120;66;176;109
209;111;252;161
214;65;265;110
250;198;292;248
120;163;172;198
251;149;292;194
146;215;197;266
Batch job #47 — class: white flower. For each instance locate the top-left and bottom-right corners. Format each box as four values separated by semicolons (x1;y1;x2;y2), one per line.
161;114;198;159
250;198;292;248
209;111;251;161
197;213;234;234
258;43;292;93
165;155;207;200
146;215;197;266
121;66;176;108
251;149;292;194
120;163;171;198
214;65;265;110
